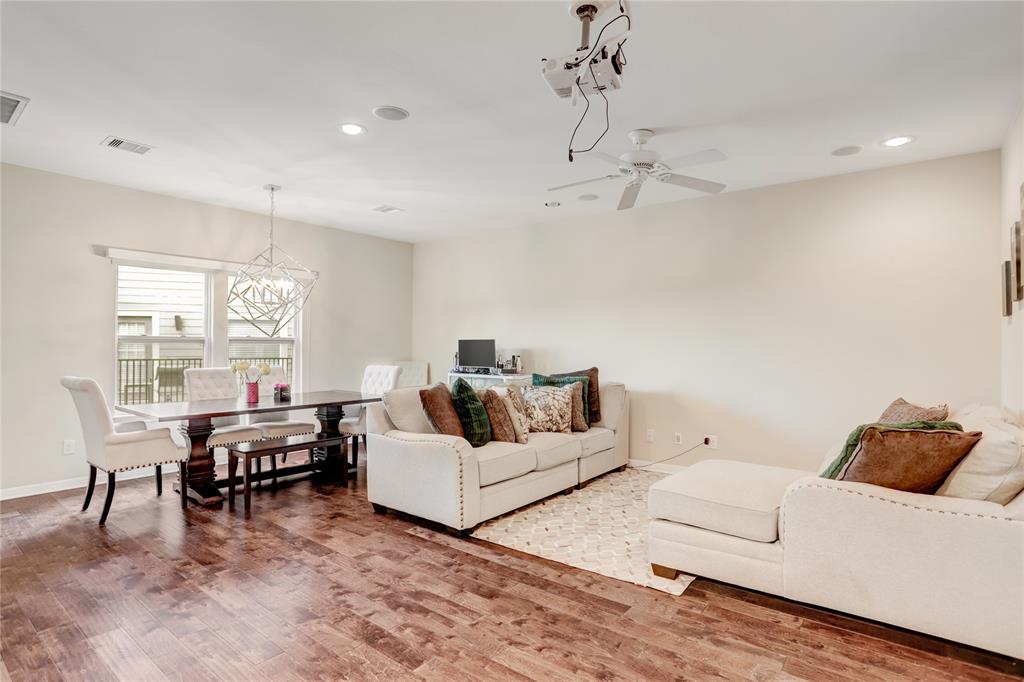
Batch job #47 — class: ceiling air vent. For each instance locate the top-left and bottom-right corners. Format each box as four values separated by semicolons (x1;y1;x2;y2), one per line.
100;136;152;155
372;205;404;214
1;91;29;126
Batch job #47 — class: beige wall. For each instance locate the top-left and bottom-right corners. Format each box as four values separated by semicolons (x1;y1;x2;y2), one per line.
1;163;413;492
413;152;1003;470
1002;101;1024;417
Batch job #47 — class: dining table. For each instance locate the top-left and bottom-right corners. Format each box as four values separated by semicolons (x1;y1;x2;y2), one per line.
118;389;381;506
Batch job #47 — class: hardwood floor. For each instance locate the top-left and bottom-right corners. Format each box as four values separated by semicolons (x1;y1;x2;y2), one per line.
2;461;1021;681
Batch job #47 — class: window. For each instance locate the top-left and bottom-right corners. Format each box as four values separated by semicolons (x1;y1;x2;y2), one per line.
116;265;207;405
226;276;295;384
114;263;303;405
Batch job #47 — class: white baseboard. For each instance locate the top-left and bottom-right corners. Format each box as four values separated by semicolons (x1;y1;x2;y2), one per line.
0;451;250;502
628;458;687;474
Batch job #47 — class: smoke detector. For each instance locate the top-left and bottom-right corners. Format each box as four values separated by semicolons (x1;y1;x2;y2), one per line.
100;136;153;154
1;91;29;126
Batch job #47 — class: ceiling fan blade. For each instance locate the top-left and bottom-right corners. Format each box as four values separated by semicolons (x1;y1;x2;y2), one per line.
617;183;641;210
662;148;727;169
589;151;627;168
659;173;726;194
546;175;618;192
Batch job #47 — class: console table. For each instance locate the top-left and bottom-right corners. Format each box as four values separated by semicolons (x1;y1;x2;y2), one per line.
447;372;531;389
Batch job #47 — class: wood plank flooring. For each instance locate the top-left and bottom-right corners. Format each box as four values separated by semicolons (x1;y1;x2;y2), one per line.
2;460;1021;681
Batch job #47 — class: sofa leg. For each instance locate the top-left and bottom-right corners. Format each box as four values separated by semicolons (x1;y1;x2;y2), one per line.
446;526;473;538
563;487;574;496
371;503;388;515
651;563;679;580
618;464;627;472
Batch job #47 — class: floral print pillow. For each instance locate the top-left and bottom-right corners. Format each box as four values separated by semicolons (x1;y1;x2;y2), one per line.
522;385;573;434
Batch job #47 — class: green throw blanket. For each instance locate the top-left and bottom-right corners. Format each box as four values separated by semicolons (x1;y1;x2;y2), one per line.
820;420;963;480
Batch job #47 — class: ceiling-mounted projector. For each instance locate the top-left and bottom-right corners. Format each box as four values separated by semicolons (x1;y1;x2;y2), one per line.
541;1;630;99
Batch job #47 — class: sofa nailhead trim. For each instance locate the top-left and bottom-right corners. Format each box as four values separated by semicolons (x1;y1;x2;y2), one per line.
779;482;1022;544
381;432;468;528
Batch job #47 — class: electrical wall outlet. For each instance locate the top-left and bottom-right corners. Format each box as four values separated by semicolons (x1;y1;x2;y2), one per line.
704;434;719;449
673;432;683;445
645;428;655;443
62;439;75;455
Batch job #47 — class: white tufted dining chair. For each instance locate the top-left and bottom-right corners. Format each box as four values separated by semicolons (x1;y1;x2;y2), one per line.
61;377;188;525
394;361;428;388
339;364;401;470
249;366;316;438
182;368;263;448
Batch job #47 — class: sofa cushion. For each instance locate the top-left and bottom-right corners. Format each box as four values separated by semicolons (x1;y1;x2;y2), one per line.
526;432;582;471
522;385;572;433
476;441;537;486
419;383;464;438
648;460;809;543
878;397;949;424
937;405;1024;504
550;367;601;423
383;386;434;433
533;373;590;427
479;389;517;443
574;426;614;457
451;378;491;447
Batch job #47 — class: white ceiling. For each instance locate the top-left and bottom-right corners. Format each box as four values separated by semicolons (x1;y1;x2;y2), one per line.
2;1;1021;243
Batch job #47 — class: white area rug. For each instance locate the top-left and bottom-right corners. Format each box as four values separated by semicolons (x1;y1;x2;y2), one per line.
472;468;695;595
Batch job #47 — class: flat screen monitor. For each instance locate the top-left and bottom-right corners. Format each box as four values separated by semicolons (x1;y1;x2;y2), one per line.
458;339;496;369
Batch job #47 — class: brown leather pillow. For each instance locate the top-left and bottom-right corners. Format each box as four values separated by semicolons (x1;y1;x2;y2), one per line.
551;367;600;423
567;382;588;432
480;389;517;443
419;383;464;438
879;398;948;423
837;426;982;494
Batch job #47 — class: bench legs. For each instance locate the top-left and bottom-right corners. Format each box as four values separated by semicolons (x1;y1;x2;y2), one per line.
651;563;679;580
228;453;238;510
243;455;252;512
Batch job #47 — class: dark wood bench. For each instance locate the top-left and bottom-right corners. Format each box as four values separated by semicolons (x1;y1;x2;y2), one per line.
225;432;347;511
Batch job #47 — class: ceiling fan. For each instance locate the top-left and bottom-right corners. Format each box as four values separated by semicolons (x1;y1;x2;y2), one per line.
547;129;727;210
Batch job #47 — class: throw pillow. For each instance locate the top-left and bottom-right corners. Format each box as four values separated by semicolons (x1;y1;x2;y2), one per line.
567;381;589;432
878;398;949;423
382;386;433;433
494;385;530;444
450;378;491;447
825;423;982;494
533;373;590;425
522;385;572;434
550;367;601;423
937;405;1024;504
419;383;464;438
480;389;517;443
822;421;963;480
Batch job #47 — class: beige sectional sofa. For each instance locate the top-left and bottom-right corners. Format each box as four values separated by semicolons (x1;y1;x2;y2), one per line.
365;382;629;534
647;404;1024;659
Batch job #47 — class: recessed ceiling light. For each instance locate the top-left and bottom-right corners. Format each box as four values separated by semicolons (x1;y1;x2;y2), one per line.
831;145;862;157
372;204;404;214
339;122;366;136
881;135;914;148
545;201;561;208
578;193;599;201
372;105;410;121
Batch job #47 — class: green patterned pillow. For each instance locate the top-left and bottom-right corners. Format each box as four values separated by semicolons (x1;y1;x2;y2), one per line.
821;420;964;480
450;378;491;447
533;373;590;425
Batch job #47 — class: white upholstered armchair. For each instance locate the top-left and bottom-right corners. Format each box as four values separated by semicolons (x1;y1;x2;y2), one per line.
61;376;188;525
340;364;402;468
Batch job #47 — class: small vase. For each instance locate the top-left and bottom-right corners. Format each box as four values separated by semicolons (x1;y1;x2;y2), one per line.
246;382;259;404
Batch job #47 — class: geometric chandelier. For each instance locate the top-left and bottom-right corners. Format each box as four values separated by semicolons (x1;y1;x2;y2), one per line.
226;184;318;338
